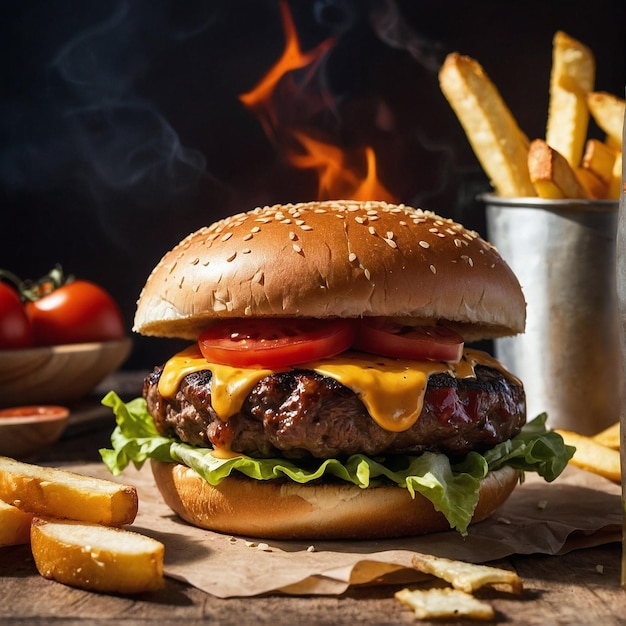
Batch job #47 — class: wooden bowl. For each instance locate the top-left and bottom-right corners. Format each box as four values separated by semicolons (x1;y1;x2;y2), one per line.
0;405;70;459
0;338;132;408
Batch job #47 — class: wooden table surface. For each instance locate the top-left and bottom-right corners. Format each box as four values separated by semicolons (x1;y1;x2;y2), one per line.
1;374;624;625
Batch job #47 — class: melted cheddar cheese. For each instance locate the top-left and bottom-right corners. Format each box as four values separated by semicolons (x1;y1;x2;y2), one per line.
158;346;516;433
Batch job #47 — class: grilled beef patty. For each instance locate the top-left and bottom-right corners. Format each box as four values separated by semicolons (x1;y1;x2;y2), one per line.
143;363;525;460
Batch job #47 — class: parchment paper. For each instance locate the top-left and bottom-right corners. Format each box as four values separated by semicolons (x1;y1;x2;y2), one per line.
71;462;622;598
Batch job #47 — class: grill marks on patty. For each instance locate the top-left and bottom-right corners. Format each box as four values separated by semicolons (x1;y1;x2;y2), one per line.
143;364;525;460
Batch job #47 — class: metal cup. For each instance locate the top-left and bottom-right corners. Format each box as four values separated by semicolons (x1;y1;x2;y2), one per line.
482;193;621;435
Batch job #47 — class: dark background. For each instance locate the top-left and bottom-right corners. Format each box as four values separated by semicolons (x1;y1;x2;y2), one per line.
1;0;624;370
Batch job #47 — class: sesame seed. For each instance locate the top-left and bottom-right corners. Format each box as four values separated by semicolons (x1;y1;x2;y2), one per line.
454;239;462;248
293;243;302;253
221;232;233;242
348;252;357;262
289;231;297;241
386;231;394;239
242;248;251;254
419;240;430;249
190;258;199;265
300;224;313;231
250;226;261;233
355;216;366;224
364;268;371;280
226;252;237;262
242;233;253;241
281;218;292;224
429;264;437;274
368;226;377;236
384;238;397;249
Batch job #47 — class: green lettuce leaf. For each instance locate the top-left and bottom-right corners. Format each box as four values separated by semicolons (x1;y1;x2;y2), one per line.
99;391;575;534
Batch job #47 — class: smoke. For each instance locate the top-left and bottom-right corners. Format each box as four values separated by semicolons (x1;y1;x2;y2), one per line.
0;0;210;233
368;0;443;72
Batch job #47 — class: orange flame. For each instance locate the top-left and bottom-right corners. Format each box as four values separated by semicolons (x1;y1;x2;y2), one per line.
239;0;334;134
288;132;396;202
239;0;397;203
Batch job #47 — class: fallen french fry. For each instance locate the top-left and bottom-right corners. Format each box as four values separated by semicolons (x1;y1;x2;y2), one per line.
0;456;138;527
0;499;33;547
592;422;620;450
411;553;523;594
31;517;165;594
574;167;606;199
545;31;595;168
555;429;621;483
395;587;494;621
587;91;625;149
581;138;617;185
528;139;588;199
439;52;536;197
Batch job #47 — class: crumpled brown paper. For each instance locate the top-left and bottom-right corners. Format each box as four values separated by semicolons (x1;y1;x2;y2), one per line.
72;461;622;598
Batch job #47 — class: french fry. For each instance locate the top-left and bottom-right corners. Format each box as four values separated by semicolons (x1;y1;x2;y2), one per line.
607;152;622;200
411;553;523;594
0;456;138;527
581;138;617;185
555;429;621;483
31;518;165;594
545;31;595;168
587;91;625;149
574;167;606;199
0;499;33;547
439;52;536;197
528;139;588;199
592;422;620;450
395;588;494;621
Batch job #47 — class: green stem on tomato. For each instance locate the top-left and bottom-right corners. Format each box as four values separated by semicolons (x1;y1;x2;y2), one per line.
0;265;74;302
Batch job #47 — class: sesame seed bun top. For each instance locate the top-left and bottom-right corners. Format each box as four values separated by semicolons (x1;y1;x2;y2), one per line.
133;200;526;342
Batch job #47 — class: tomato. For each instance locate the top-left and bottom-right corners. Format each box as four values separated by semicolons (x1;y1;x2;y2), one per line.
0;283;33;349
26;280;125;346
198;318;355;368
354;318;464;363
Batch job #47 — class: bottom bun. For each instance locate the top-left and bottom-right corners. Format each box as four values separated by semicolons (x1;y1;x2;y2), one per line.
151;460;519;540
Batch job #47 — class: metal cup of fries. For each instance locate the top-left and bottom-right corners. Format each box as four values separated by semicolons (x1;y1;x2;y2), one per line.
483;194;620;434
439;32;625;435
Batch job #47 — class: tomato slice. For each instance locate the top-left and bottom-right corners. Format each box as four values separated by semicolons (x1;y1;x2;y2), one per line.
354;319;464;363
198;318;355;369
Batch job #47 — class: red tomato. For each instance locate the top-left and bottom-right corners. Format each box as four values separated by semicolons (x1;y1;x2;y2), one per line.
0;283;33;349
198;318;355;368
26;280;125;346
354;319;464;363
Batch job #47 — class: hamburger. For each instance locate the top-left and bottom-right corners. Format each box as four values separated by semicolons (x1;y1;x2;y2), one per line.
102;200;573;540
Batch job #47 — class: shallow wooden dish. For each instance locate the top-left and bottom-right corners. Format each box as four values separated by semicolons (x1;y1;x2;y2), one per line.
0;338;132;408
0;405;70;459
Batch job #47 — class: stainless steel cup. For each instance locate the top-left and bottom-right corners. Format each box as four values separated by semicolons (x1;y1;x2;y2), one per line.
483;193;621;435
